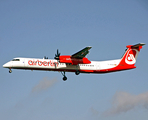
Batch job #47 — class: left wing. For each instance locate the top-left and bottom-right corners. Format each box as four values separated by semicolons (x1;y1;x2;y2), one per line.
71;46;92;59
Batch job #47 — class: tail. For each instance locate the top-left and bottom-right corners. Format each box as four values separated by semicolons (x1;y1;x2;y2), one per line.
118;43;145;70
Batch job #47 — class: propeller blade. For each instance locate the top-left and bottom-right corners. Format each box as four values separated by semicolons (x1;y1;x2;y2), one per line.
57;49;59;55
54;49;61;60
57;49;60;56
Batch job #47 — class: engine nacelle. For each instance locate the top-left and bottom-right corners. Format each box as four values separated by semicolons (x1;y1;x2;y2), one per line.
59;55;91;65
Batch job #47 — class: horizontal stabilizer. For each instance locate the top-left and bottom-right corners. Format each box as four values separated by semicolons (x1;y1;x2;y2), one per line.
131;43;145;48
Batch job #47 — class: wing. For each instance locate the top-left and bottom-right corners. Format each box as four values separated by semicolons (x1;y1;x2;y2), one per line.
71;46;92;59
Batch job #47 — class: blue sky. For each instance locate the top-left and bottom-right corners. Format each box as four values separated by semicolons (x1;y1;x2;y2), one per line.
0;0;148;120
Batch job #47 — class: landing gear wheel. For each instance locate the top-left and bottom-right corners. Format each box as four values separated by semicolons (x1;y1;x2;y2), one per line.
61;71;67;81
9;69;12;73
75;70;80;75
63;76;67;81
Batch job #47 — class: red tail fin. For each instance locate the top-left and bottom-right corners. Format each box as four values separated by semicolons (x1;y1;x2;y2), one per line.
118;43;145;69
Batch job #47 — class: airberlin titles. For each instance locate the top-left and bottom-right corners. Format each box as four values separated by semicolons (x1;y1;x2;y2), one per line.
28;60;58;67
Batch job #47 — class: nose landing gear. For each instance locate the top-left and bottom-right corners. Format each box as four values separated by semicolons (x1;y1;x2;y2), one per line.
9;69;12;73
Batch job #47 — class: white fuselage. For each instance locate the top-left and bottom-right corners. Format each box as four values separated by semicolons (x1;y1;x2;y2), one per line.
3;57;121;73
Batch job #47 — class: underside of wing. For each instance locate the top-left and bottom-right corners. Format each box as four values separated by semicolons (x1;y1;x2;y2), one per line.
71;46;92;59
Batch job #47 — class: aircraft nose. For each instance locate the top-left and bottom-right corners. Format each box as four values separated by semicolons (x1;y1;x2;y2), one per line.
3;62;10;68
3;63;7;68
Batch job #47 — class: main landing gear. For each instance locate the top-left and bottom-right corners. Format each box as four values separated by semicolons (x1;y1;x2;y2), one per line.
75;65;80;75
60;70;80;81
75;70;80;75
61;71;67;81
9;69;12;73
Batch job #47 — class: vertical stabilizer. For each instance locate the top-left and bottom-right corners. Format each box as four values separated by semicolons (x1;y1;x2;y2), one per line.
118;43;145;69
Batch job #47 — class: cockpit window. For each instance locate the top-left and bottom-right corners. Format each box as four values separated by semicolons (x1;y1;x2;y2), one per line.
12;59;20;61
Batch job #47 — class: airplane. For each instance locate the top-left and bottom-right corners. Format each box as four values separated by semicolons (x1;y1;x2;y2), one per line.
3;43;145;81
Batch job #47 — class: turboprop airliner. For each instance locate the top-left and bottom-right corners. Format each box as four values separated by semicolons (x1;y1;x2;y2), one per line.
3;43;145;81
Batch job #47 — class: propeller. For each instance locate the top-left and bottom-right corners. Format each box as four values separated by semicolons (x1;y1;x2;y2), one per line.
54;49;60;60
